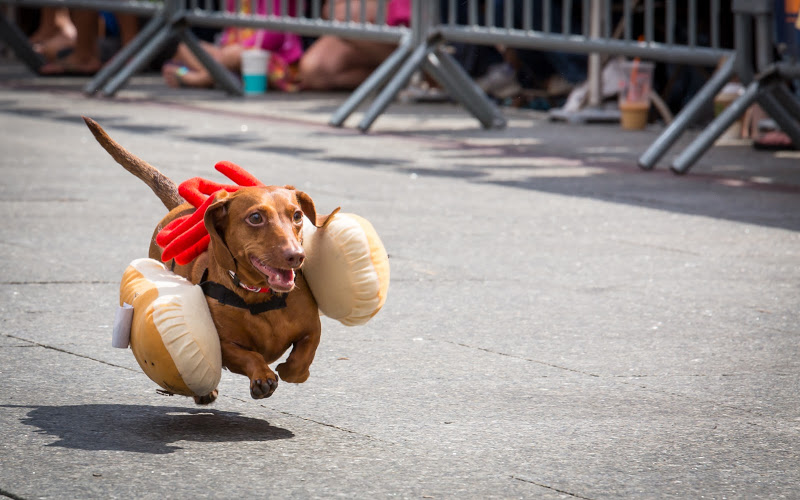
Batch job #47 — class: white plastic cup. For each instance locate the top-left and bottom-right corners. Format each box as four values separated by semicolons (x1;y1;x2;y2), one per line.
241;49;270;95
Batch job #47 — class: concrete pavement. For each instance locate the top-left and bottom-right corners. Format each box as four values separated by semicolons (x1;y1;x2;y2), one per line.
1;61;799;499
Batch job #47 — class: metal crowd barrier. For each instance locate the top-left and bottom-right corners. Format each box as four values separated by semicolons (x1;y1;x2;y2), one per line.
640;0;800;173
3;1;793;172
437;1;730;64
0;0;161;74
360;0;738;156
341;0;739;139
0;0;408;97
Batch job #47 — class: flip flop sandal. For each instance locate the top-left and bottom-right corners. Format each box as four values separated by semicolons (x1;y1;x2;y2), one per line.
174;65;190;87
167;65;213;89
753;131;797;151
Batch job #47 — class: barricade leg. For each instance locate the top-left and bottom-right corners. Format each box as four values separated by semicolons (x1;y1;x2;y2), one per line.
757;86;800;147
355;38;506;132
180;29;243;96
769;85;800;143
330;36;413;127
638;56;737;170
0;11;45;72
357;41;434;132
424;49;506;130
101;22;177;96
85;15;166;95
670;81;761;174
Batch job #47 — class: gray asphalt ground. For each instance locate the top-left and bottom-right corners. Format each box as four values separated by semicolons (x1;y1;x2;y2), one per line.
1;60;799;499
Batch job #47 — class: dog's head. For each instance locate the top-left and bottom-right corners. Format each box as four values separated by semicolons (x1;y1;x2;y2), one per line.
204;186;331;293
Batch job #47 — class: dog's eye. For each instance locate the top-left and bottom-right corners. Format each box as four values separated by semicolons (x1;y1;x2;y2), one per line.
293;211;303;225
247;213;264;226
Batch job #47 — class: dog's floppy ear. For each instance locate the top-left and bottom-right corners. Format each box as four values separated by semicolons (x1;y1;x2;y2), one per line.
293;189;340;228
204;191;237;271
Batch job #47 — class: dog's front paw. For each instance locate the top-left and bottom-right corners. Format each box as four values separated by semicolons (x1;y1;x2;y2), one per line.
250;376;278;399
194;389;218;405
277;362;310;383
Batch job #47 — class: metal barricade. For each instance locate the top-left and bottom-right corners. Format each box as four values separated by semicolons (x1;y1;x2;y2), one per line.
339;0;736;131
102;0;408;97
640;0;800;173
0;0;408;97
183;0;405;41
436;0;730;65
0;0;161;74
434;0;732;112
0;1;734;105
6;0;792;173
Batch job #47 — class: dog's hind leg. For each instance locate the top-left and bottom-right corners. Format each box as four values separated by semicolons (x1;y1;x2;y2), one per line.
276;330;321;384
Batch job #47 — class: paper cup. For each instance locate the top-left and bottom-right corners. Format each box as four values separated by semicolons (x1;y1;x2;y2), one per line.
619;60;653;130
241;49;270;95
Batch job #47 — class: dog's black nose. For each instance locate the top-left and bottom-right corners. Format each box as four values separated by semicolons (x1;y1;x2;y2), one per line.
284;248;305;268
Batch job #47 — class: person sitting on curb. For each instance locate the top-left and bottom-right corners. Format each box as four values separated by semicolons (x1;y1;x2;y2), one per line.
298;0;410;90
161;0;304;91
38;7;138;76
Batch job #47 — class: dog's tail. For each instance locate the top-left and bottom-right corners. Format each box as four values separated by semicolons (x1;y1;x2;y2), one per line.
83;116;183;210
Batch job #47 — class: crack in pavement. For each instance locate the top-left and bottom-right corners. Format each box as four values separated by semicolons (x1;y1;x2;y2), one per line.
226;394;394;444
511;475;595;499
450;340;774;420
4;334;136;372
447;340;601;377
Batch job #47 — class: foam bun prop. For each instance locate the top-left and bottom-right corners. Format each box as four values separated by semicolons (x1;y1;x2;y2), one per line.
302;213;390;326
120;258;221;397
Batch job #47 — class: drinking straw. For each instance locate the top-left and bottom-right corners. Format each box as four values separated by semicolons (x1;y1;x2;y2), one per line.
255;29;265;50
627;35;648;102
627;58;639;101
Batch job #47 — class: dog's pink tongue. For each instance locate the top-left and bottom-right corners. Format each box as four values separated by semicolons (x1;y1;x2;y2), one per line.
270;269;295;289
251;256;295;290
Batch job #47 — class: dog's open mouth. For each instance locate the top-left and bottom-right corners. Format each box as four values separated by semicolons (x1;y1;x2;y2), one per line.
250;256;295;292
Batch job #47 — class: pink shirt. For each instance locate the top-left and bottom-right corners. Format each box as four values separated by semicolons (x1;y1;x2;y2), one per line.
386;0;410;26
219;0;304;64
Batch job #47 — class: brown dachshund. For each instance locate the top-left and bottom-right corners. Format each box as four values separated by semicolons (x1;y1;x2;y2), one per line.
84;117;333;404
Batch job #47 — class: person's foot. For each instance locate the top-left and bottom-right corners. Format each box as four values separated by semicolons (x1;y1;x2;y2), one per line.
29;24;67;45
38;54;101;76
29;29;51;46
161;62;214;88
753;130;797;151
32;31;76;61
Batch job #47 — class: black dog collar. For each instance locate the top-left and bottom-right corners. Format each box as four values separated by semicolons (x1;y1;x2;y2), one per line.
227;269;273;293
199;269;287;315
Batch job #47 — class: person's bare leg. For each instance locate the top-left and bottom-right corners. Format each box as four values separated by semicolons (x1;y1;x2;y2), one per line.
39;9;100;74
163;42;210;87
116;13;139;46
66;9;96;61
30;7;76;43
31;8;77;61
299;35;393;90
217;44;245;72
162;41;240;88
30;8;56;44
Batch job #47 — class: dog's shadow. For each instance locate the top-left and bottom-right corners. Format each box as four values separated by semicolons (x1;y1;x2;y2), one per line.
4;403;294;454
